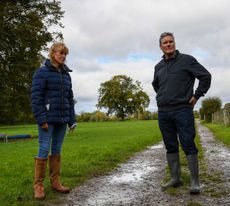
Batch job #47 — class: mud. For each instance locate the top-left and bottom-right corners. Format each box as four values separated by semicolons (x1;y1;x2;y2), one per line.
56;122;230;206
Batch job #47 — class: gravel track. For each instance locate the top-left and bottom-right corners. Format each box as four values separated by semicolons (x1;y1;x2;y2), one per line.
54;121;230;206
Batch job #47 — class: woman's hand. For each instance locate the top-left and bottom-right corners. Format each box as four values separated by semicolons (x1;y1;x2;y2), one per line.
41;123;48;131
69;123;77;133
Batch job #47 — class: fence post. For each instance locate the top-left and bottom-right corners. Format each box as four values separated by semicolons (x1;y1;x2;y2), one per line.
223;109;230;126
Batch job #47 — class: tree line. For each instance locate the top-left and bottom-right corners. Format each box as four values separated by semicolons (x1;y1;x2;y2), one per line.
77;96;228;123
77;110;159;122
199;97;230;123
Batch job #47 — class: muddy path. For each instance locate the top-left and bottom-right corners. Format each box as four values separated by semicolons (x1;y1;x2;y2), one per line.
56;122;230;206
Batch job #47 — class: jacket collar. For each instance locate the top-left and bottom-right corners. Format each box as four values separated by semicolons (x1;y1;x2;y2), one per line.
44;59;72;72
162;50;180;61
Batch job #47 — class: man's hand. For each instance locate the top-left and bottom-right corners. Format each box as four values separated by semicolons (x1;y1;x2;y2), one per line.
69;123;77;133
41;123;48;131
189;96;197;107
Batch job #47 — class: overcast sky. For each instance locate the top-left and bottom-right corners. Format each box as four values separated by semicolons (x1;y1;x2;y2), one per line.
52;0;230;114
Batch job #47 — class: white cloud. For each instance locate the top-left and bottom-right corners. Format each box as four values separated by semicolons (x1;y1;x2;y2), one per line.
58;0;230;113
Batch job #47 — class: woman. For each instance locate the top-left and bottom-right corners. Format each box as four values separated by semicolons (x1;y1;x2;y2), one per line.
31;42;76;199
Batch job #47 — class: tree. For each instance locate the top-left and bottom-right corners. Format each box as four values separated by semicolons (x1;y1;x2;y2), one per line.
193;110;199;119
97;75;150;120
135;110;153;120
199;107;205;120
0;0;64;124
200;97;222;122
90;110;109;122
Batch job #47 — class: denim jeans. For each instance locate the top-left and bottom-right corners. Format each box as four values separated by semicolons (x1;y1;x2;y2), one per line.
37;123;67;158
158;107;198;155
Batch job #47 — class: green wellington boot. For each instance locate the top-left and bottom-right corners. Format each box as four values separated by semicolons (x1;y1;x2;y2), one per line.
161;153;183;190
186;154;200;194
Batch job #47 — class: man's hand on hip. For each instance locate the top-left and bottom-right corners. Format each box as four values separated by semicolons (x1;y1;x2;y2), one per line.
189;96;197;106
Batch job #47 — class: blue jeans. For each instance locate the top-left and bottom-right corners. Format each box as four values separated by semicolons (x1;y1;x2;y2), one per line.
37;123;67;158
158;107;198;155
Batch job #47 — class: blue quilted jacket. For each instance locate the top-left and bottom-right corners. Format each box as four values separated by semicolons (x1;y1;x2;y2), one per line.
31;59;76;126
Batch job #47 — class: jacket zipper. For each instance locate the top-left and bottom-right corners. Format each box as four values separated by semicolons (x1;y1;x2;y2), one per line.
59;71;64;123
165;61;169;95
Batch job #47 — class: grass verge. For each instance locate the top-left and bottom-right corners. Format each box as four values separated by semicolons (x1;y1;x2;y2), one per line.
202;122;230;148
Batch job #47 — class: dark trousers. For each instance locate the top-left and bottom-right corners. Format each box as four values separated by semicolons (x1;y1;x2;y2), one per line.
158;107;198;155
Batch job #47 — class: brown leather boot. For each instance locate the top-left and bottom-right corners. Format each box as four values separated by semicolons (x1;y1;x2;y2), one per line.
34;157;47;200
49;155;70;193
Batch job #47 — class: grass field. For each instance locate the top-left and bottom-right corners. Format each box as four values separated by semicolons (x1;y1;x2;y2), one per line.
203;122;230;148
0;120;161;206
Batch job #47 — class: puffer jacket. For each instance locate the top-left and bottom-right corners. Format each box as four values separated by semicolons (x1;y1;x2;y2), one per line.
31;59;76;126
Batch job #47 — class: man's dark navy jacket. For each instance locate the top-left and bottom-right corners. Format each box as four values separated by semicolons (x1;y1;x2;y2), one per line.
152;50;211;111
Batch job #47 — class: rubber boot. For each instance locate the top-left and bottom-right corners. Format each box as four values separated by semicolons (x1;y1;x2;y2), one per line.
186;154;200;194
34;157;47;200
161;153;183;190
49;155;70;193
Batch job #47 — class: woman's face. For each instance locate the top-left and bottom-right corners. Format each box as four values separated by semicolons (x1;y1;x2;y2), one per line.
53;47;67;67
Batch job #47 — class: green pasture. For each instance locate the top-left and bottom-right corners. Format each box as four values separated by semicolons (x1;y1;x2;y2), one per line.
0;121;161;206
203;122;230;148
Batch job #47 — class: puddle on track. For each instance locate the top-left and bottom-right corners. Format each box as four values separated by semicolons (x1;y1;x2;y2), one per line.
109;146;161;184
61;143;166;206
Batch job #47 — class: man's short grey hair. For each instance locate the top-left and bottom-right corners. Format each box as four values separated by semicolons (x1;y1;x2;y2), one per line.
159;32;174;45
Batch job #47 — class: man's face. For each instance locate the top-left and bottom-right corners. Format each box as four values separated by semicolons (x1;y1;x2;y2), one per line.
160;35;176;57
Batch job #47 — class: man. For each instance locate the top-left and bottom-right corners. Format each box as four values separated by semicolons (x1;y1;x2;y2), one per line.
152;32;211;194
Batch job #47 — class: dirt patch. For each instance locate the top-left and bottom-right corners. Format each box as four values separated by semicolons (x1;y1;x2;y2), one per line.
55;122;230;206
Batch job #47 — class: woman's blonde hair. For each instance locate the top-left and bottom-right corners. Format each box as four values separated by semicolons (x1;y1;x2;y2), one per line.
48;42;69;64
